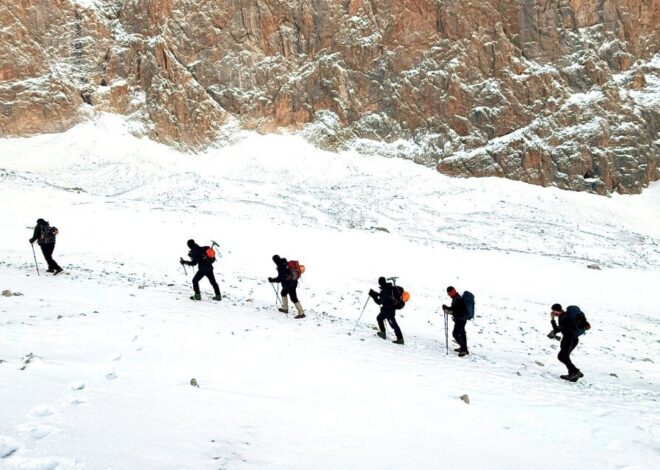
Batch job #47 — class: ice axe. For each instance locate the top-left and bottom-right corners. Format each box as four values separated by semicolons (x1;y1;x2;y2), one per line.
386;276;399;286
211;240;220;255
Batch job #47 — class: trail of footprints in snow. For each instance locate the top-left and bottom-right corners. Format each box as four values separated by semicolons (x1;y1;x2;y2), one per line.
106;328;144;381
1;380;88;466
3;328;146;465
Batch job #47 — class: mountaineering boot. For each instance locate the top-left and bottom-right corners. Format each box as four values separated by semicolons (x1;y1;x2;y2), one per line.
458;350;470;357
278;295;289;314
46;269;54;273
376;331;386;340
190;292;201;301
454;348;462;352
213;294;222;301
560;370;582;382
392;338;404;345
294;302;305;319
568;371;582;382
53;268;63;275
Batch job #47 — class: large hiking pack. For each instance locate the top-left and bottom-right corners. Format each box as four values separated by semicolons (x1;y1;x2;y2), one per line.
287;260;305;280
566;305;591;336
391;285;410;310
201;246;216;264
463;291;475;320
40;223;58;244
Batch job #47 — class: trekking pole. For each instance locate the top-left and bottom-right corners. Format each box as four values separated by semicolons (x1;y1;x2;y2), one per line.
180;258;188;276
444;312;449;355
270;282;282;307
351;295;371;334
30;243;40;276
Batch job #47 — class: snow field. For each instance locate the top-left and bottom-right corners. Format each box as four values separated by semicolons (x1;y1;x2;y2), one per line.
0;114;659;469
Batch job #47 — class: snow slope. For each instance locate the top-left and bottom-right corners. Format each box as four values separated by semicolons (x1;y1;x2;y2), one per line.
0;114;659;469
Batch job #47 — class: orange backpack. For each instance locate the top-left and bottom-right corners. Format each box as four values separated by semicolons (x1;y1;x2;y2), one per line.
202;246;216;263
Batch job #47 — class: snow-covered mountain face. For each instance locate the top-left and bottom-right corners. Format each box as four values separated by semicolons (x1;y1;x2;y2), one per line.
1;0;658;193
0;118;659;469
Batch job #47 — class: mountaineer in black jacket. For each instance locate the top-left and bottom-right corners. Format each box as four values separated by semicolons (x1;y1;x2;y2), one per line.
29;218;62;275
548;303;583;382
180;239;221;301
443;286;469;356
268;254;305;318
369;277;404;345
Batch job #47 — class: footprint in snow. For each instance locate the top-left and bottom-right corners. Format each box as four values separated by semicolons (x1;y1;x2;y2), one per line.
69;396;85;406
111;354;122;361
106;372;117;380
0;436;20;459
17;423;57;440
29;406;54;418
70;381;85;391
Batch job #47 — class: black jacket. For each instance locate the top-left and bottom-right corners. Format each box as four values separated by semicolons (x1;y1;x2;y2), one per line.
30;221;56;245
182;243;214;270
552;312;579;337
446;295;468;321
371;283;396;310
271;258;291;283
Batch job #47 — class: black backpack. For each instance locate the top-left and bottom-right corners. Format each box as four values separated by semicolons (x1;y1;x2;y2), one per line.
41;224;58;244
463;291;475;320
391;285;406;310
566;305;591;336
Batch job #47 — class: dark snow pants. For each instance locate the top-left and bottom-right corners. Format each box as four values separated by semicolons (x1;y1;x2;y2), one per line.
377;308;403;341
558;334;579;374
452;319;468;352
40;243;61;271
281;280;299;303
193;266;220;296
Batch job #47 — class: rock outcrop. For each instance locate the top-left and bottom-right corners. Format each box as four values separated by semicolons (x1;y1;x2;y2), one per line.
1;0;658;193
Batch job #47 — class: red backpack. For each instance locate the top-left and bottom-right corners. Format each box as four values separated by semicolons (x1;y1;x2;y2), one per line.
287;260;305;280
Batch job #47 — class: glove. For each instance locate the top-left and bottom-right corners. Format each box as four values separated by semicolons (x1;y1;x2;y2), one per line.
547;330;560;340
179;258;185;265
29;239;34;244
268;277;274;283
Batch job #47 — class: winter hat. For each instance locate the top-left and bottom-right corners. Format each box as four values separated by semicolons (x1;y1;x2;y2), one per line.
378;277;387;286
36;218;45;224
272;255;281;263
551;303;563;312
187;239;196;249
446;286;456;293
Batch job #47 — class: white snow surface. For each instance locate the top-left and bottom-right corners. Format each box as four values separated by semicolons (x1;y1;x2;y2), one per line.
0;114;659;469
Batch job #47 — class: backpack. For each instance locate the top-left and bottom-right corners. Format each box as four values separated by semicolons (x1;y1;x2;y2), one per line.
566;305;591;336
41;224;58;244
462;291;475;320
201;246;216;264
287;260;304;280
391;285;410;310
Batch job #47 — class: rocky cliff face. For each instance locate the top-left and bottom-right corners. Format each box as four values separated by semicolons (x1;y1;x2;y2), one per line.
1;0;658;193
